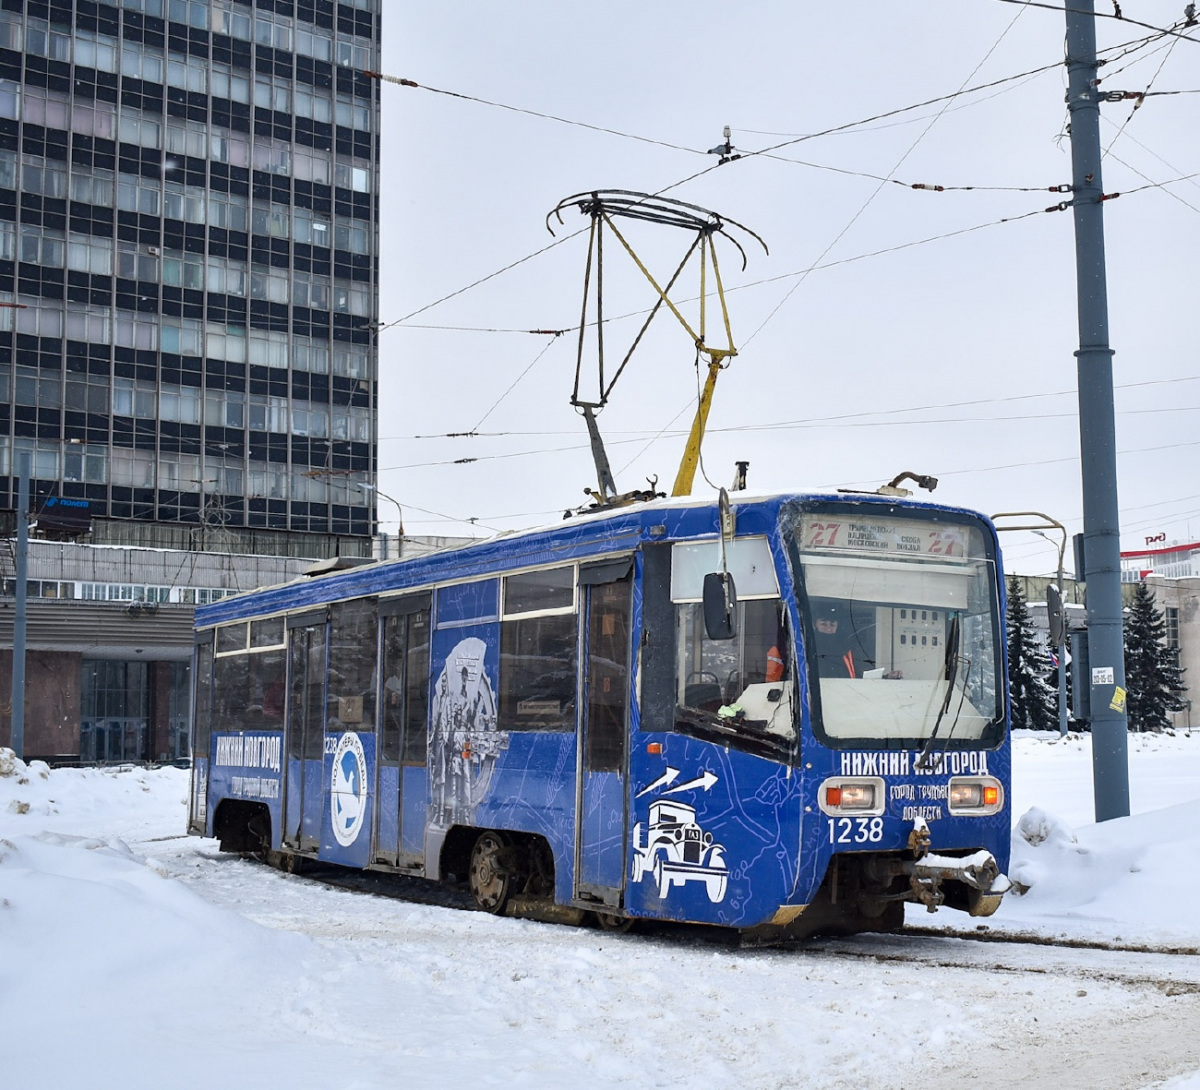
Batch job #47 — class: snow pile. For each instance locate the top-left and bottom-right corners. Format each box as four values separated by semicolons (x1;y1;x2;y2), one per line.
3;741;1200;1088
1002;799;1200;944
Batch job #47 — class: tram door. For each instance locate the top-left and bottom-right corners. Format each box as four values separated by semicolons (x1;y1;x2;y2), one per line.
373;594;431;869
575;560;634;903
283;612;327;851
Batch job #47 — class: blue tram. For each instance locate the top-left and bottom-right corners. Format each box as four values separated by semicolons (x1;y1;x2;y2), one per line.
188;491;1012;935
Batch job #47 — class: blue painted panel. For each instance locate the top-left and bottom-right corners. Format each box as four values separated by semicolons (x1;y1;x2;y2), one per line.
376;762;400;859
401;764;427;856
473;731;577;903
436;579;499;627
627;735;802;928
320;730;375;869
579;769;623;889
427;623;502;830
283;757;303;842
206;731;285;845
302;758;323;846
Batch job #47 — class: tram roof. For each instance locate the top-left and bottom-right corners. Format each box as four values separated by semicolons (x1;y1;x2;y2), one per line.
195;488;991;628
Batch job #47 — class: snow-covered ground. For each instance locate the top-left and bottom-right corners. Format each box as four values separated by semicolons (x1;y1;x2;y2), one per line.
2;734;1199;1089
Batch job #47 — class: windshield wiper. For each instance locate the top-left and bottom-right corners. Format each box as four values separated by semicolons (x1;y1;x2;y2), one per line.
916;615;963;772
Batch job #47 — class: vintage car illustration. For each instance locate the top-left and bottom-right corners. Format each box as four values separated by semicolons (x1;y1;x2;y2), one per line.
630;799;729;903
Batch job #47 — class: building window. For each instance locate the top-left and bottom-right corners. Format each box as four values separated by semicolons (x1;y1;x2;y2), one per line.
13;440;60;479
23;159;68;199
161;317;203;356
253;12;293;50
254;78;291;114
65;309;113;345
166;120;208;160
71;168;116;207
63;443;108;484
117;241;159;282
252;206;290;239
1166;607;1180;650
118;109;162;150
15;368;61;409
167;55;208;94
333;344;369;378
211;64;251;104
212;3;251;40
292;337;330;374
120;46;165;83
65;374;110;414
72;100;118;140
20;225;65;267
74;32;119;74
168;0;210;30
163;250;206;291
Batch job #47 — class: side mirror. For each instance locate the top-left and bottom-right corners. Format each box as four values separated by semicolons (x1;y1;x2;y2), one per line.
1046;584;1065;645
702;572;738;640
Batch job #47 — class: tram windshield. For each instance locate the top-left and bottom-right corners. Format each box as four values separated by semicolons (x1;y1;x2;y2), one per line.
789;507;1004;748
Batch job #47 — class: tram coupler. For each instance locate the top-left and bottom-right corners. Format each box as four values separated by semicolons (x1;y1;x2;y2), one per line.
899;850;1010;916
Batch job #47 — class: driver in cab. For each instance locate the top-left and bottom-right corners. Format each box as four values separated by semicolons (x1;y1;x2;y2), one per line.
810;600;902;679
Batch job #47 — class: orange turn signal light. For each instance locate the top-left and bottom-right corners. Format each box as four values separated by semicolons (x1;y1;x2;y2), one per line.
647;742;662;755
826;786;843;806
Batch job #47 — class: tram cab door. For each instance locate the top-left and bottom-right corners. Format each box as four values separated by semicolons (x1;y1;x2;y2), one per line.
373;593;431;870
283;611;328;852
575;560;634;905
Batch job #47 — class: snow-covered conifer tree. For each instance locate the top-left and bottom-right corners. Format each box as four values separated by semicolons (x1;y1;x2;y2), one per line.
1123;581;1186;732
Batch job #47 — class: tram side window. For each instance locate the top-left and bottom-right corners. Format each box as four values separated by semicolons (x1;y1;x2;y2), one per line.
676;598;794;743
246;649;285;731
192;639;213;759
328;599;378;733
211;619;285;735
213;651;250;734
381;608;430;765
500;567;576;731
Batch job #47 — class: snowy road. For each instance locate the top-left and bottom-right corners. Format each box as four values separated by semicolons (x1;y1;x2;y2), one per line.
150;833;1200;1090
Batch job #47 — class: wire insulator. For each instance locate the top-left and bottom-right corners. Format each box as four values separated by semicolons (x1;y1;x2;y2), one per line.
911;183;946;192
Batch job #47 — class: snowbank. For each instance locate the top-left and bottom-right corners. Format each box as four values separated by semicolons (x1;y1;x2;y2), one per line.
983;730;1200;946
2;738;1199;1088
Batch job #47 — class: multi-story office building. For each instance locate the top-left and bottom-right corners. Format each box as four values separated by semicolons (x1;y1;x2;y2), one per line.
0;0;381;554
0;0;383;761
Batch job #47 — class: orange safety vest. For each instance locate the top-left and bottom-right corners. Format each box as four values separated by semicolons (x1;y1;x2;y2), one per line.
842;649;856;679
766;645;785;683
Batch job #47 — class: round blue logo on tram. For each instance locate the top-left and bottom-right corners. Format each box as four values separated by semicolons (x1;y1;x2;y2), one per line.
331;732;368;847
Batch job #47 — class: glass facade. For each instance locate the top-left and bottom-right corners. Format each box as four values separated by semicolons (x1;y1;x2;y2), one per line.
0;0;380;545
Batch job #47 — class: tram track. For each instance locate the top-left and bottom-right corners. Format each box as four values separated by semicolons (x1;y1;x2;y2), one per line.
251;855;1200;994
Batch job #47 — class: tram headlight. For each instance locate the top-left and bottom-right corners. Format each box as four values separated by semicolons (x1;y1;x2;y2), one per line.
947;776;1004;815
818;777;885;817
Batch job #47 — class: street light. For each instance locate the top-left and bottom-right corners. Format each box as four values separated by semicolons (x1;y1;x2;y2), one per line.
355;482;405;557
992;511;1070;738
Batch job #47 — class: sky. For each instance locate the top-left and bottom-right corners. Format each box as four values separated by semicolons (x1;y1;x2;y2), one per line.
372;2;1200;577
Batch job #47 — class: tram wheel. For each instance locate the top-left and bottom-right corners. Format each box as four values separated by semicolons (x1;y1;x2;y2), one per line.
265;849;304;875
468;830;512;914
594;911;634;934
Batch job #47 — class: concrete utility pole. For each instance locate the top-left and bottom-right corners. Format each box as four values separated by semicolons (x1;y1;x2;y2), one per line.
10;452;29;760
1065;1;1130;820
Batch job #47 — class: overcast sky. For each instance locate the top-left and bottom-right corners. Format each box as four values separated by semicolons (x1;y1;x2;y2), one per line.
374;2;1199;576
